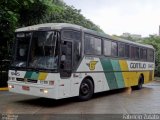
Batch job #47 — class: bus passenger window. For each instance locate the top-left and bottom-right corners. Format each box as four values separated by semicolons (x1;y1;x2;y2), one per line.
103;40;111;56
147;49;154;62
130;46;135;59
118;43;125;57
135;47;140;59
111;42;118;56
125;44;129;58
140;48;147;60
84;34;101;55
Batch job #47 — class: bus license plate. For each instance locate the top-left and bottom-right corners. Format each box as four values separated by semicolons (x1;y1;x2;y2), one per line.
22;86;30;91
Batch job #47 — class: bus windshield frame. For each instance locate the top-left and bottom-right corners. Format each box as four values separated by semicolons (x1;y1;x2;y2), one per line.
11;30;60;72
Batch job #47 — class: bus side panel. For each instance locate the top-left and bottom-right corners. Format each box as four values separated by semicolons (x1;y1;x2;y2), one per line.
119;60;155;87
76;57;110;93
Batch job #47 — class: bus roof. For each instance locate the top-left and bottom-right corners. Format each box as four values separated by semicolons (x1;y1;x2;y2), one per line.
15;23;154;49
15;23;83;32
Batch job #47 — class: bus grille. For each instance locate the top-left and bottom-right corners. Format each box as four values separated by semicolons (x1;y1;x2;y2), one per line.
16;78;37;83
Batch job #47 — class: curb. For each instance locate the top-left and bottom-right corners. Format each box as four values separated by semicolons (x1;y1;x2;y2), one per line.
0;87;8;91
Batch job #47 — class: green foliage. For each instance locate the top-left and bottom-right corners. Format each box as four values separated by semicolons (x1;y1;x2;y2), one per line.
0;0;49;59
41;0;102;32
141;35;160;76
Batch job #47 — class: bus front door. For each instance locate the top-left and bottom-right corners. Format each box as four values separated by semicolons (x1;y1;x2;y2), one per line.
59;41;72;98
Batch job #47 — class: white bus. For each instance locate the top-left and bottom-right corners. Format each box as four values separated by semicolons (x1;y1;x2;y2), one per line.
8;23;155;100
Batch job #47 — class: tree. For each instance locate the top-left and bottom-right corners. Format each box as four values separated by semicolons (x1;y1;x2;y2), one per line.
0;0;50;60
41;1;103;32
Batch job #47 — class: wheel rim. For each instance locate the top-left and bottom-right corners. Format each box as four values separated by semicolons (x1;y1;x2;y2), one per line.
81;83;90;95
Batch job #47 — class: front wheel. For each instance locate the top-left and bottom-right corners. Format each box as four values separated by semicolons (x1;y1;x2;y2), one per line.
78;79;94;101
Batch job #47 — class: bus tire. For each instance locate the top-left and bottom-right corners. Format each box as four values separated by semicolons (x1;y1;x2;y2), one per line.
134;75;144;90
78;79;94;101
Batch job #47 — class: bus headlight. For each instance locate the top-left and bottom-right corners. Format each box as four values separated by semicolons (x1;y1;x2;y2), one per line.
40;89;48;94
9;85;14;89
44;90;48;93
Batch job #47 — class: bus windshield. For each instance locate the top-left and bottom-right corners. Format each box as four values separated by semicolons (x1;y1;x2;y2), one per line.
12;31;59;71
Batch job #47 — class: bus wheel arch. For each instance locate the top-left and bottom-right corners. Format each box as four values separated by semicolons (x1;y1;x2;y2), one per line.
83;76;95;91
140;73;144;84
78;76;94;101
133;74;144;90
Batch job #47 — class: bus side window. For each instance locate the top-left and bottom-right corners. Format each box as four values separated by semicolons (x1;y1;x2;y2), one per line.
135;47;140;59
140;48;147;61
147;49;154;62
84;34;102;55
118;43;125;57
111;41;118;57
130;46;135;59
103;40;111;56
125;44;129;58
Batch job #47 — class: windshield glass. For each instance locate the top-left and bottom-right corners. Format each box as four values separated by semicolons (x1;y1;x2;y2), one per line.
11;32;31;67
28;31;59;70
12;31;59;71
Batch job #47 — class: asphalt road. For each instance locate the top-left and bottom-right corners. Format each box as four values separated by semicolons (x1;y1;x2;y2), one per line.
0;81;160;119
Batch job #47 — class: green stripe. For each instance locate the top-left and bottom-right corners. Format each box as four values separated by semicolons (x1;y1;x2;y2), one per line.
100;58;118;90
24;71;32;79
31;72;39;80
24;71;39;80
111;60;125;88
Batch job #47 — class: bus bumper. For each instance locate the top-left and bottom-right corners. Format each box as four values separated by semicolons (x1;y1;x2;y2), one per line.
8;81;58;99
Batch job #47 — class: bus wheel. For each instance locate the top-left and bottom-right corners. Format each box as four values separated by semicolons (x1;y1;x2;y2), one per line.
135;75;144;90
78;79;94;101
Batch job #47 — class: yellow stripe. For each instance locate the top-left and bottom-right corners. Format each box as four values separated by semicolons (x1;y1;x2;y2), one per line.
0;87;8;91
38;72;48;80
119;60;130;87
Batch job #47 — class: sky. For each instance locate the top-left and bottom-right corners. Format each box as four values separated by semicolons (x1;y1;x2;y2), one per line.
63;0;160;37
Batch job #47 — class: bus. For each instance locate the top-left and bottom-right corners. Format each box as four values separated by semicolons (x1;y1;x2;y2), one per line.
8;23;155;101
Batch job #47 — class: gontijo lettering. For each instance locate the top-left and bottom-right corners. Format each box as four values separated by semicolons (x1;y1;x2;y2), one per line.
130;63;146;69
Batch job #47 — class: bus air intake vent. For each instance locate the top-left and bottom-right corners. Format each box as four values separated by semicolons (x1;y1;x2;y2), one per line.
16;78;37;83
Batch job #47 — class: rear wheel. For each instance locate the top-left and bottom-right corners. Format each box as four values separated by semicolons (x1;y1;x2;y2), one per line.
134;75;144;90
78;79;94;101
